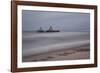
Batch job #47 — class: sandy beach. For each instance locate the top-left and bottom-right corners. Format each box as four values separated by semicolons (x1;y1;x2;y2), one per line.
23;44;90;62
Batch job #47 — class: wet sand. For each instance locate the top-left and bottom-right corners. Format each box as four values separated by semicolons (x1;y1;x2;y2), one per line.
23;45;90;62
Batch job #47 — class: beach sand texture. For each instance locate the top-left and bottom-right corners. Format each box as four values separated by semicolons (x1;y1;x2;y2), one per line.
23;45;90;62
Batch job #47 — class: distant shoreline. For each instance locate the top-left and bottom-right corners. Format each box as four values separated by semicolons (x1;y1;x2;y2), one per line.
22;31;90;32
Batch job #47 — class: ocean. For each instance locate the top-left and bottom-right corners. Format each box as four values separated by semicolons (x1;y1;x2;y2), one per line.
22;32;90;57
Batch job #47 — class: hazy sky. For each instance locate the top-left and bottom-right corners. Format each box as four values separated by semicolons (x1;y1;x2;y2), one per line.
22;10;90;32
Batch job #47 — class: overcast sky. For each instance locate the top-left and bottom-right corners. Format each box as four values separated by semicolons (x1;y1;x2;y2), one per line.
22;10;90;32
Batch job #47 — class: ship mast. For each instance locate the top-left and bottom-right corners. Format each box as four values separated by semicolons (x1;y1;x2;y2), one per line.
48;25;53;31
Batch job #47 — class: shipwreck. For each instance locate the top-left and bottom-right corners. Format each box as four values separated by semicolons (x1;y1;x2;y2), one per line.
37;25;60;32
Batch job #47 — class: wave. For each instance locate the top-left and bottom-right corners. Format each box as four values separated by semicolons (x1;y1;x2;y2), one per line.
22;32;90;57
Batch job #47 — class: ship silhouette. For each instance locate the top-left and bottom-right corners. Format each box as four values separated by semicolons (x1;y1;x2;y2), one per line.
37;25;60;32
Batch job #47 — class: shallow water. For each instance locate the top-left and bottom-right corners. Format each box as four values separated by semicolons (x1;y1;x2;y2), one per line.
22;32;90;57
